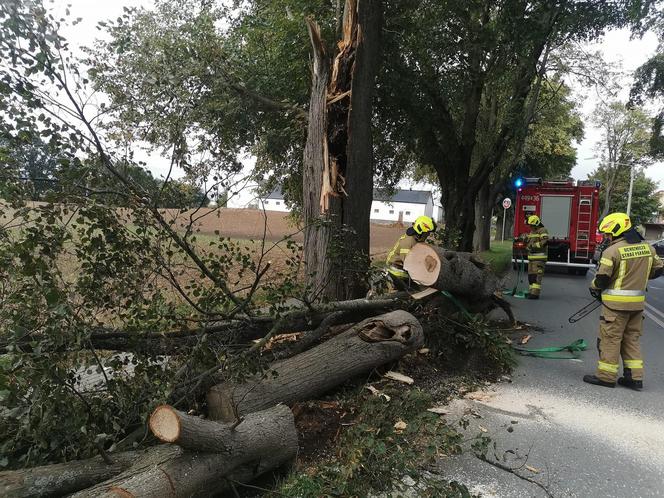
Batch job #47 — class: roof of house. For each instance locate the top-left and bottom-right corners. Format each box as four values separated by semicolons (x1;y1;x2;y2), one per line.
263;186;433;205
373;189;433;205
265;186;284;200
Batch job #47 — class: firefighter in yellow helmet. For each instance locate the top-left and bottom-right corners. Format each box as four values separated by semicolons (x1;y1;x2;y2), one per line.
583;212;663;389
524;214;549;299
386;215;436;290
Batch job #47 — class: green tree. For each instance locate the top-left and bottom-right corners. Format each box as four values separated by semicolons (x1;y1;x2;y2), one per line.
376;0;649;250
631;9;664;159
589;166;660;225
592;101;653;218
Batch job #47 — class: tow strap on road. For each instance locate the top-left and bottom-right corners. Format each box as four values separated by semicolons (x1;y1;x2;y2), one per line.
512;338;588;359
503;259;528;299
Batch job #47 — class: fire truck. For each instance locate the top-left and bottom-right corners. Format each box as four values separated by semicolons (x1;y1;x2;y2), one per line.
511;178;601;276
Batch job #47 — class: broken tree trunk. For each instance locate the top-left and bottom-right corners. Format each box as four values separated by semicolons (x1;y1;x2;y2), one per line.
403;244;499;300
0;451;140;498
71;405;296;498
207;310;423;421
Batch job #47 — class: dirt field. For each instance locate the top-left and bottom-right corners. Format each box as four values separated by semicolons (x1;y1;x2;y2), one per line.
163;207;406;257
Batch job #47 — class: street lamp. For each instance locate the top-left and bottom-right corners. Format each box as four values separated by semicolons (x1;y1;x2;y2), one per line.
584;157;636;216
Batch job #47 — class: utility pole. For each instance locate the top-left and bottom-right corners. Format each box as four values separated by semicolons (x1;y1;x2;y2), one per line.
626;162;635;216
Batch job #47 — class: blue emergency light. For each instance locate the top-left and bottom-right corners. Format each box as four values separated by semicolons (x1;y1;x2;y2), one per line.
514;178;524;188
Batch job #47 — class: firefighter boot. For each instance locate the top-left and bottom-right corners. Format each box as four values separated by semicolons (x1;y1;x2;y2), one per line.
617;368;643;391
583;375;615;388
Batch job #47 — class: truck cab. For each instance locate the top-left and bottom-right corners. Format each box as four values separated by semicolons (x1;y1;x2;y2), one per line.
512;178;601;275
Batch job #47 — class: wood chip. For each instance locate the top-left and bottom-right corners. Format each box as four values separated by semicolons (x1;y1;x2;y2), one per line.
383;371;414;385
478;425;488;433
465;391;493;402
365;385;391;402
417;348;431;355
427;406;448;415
520;334;532;345
525;465;540;474
394;420;407;432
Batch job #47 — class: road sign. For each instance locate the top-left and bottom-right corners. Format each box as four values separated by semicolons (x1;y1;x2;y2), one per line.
501;198;512;241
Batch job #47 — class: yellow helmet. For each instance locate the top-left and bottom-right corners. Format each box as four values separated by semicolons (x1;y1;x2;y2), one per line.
598;212;631;237
412;215;435;235
526;215;541;226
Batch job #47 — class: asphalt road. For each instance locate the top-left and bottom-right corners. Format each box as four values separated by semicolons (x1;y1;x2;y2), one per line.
437;267;664;498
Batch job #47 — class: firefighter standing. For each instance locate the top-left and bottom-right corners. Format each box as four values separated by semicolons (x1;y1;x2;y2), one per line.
524;215;549;299
386;215;436;290
583;212;663;390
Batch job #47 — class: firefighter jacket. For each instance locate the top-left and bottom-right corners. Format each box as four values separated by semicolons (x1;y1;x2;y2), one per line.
386;234;417;278
526;225;549;261
592;238;663;311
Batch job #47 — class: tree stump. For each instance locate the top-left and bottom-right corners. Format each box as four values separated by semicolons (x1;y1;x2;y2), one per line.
207;310;424;421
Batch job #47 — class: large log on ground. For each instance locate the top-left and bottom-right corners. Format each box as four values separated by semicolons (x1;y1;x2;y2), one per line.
207;310;423;421
71;405;296;498
403;244;499;299
0;451;140;498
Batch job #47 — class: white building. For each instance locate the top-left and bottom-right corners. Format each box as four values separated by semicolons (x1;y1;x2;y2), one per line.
259;187;437;223
371;189;434;223
260;186;290;212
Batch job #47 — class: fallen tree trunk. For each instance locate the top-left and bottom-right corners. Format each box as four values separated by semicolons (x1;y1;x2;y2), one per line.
403;244;499;299
0;451;140;498
207;310;423;421
71;405;297;497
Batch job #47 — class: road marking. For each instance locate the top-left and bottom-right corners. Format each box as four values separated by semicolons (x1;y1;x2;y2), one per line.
644;309;664;329
649;285;664;290
645;302;664;320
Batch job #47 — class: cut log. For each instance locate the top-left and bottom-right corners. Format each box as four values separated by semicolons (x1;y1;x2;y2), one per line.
207;310;423;421
72;405;297;497
403;244;499;299
0;451;140;498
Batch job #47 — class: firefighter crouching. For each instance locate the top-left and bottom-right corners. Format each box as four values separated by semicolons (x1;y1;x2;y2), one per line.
386;215;436;291
583;212;663;390
523;215;549;300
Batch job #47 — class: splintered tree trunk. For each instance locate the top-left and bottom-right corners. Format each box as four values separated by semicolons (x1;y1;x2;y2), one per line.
303;0;382;301
0;452;140;498
403;244;499;300
207;310;423;421
72;405;296;498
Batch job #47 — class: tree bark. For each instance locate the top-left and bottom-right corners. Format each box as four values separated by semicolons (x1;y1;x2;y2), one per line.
0;452;139;498
403;244;499;300
473;182;494;252
207;310;423;421
302;0;382;301
73;405;297;498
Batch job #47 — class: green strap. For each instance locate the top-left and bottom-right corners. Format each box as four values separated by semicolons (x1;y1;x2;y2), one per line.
513;339;587;359
440;291;476;321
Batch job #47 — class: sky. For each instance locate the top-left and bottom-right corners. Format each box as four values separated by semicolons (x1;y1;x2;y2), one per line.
57;0;663;192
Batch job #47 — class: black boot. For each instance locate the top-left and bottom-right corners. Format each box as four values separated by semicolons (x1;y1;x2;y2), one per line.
526;293;539;300
583;375;615;388
618;369;643;391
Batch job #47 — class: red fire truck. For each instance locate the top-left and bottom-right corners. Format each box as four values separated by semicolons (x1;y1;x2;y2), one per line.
511;178;601;275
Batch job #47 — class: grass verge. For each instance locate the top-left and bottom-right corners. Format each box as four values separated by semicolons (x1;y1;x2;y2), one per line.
479;241;513;276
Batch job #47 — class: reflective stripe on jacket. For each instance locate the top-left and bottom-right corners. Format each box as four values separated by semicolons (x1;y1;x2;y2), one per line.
386;234;416;278
527;226;549;261
592;239;663;311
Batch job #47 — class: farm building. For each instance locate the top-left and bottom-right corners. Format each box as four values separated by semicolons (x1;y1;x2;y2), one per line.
258;187;437;224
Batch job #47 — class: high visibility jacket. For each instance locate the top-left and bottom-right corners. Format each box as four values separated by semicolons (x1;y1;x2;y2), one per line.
527;225;549;261
592;238;663;311
386;234;416;278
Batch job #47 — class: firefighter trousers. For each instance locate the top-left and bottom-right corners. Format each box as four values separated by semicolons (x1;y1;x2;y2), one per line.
595;306;644;383
527;260;545;296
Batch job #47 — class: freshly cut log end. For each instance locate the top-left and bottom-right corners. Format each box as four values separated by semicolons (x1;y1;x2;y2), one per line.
403;243;499;299
403;244;441;286
148;405;181;443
